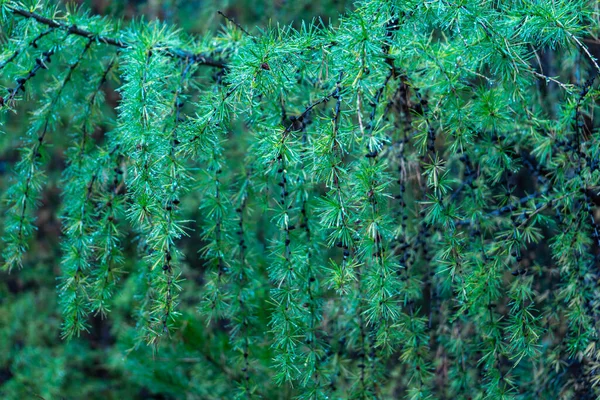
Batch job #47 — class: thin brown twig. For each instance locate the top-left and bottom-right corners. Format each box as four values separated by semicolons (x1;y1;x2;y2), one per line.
217;10;252;38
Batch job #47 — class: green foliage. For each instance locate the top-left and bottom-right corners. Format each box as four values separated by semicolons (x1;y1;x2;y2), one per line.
1;0;600;398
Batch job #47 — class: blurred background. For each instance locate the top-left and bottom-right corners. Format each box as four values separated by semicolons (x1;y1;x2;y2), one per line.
78;0;348;32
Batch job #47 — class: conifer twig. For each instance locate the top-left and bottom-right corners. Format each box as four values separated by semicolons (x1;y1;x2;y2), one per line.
8;5;227;68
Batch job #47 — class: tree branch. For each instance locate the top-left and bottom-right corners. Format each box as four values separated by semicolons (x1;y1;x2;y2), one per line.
8;6;227;69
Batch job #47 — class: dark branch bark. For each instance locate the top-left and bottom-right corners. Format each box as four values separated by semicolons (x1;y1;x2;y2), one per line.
8;6;227;69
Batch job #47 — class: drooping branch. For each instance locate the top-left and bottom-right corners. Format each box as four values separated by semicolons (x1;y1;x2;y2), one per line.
8;5;227;69
0;27;53;71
